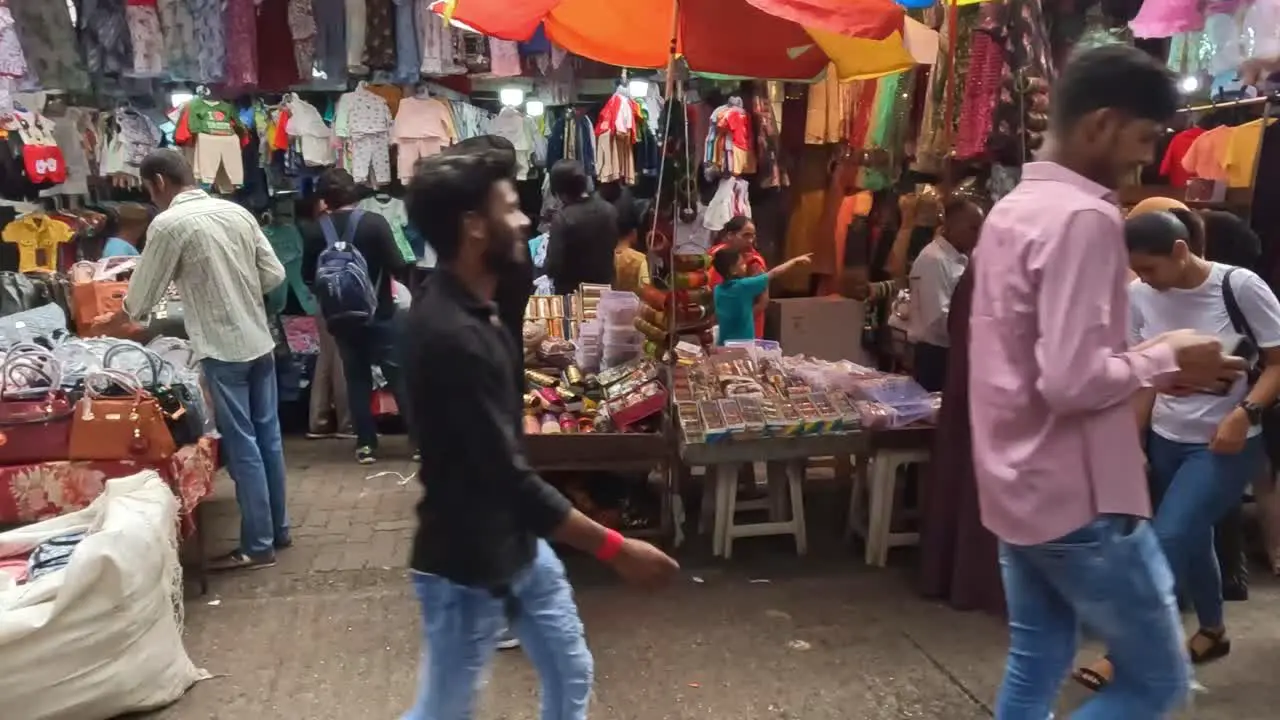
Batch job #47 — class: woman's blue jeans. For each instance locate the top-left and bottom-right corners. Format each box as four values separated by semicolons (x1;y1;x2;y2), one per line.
1147;432;1263;629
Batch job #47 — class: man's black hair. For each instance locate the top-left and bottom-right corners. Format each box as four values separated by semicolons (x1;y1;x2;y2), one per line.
712;246;742;280
440;134;518;166
1203;210;1262;269
406;151;518;263
138;149;195;186
1052;45;1179;131
1125;210;1191;256
316;168;362;209
549;159;588;199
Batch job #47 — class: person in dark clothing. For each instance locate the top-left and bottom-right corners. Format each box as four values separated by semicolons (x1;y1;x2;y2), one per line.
302;168;411;465
545;160;618;293
400;149;679;720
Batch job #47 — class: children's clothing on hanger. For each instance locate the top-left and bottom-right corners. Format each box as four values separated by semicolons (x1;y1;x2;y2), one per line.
357;194;415;262
391;95;457;181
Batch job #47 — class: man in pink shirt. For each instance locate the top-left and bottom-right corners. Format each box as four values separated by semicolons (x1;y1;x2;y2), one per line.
969;46;1248;719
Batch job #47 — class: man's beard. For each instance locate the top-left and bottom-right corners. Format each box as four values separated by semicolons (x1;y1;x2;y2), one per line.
481;227;523;275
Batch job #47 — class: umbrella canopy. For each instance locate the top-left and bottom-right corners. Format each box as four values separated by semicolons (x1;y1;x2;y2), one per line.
436;0;929;80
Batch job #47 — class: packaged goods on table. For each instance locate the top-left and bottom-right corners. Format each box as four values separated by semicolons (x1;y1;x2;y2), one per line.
674;342;938;444
522;356;667;435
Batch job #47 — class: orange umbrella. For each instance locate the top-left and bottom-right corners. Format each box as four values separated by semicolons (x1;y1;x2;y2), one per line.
435;0;921;81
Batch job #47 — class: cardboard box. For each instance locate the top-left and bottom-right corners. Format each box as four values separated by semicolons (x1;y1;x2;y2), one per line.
765;297;869;365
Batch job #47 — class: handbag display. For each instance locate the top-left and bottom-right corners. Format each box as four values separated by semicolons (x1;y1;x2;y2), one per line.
69;258;134;334
103;344;203;446
68;369;176;463
0;348;73;464
0;302;67;349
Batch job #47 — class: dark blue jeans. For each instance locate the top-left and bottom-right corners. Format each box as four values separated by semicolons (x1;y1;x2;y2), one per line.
1148;432;1263;629
201;353;290;556
997;516;1190;719
333;316;411;450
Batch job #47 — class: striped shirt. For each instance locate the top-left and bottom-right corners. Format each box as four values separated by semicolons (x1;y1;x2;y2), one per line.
124;189;286;362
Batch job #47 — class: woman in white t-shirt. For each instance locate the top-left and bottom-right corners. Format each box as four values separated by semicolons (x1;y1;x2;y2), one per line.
1076;208;1280;690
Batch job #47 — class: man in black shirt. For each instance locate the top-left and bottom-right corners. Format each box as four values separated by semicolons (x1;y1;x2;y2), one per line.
545;159;618;293
402;149;679;720
303;168;411;464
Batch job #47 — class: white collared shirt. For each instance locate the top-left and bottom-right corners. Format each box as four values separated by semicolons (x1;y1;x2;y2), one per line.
124;189;285;362
907;236;967;348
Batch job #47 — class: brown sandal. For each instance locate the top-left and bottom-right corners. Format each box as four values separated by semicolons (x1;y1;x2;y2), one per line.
1188;628;1231;665
1072;658;1113;692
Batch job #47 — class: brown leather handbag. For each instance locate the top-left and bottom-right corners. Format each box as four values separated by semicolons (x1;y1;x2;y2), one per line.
69;369;176;463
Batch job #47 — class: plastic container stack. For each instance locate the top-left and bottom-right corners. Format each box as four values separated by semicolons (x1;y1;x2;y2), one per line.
598;291;644;369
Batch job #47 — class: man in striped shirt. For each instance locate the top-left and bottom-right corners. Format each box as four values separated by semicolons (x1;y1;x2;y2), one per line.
98;149;291;572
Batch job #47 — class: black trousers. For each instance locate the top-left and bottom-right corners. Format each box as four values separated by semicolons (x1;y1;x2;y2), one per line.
912;342;950;393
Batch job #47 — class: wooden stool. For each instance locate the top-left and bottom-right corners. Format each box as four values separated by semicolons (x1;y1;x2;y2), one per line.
713;460;808;559
847;448;930;566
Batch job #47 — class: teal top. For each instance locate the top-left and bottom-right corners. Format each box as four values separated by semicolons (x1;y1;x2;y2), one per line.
714;274;769;345
263;223;317;316
102;237;139;257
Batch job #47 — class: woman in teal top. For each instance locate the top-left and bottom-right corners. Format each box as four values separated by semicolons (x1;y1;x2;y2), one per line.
712;247;812;344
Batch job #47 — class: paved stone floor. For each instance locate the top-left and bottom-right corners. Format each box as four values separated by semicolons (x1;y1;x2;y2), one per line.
155;438;1280;719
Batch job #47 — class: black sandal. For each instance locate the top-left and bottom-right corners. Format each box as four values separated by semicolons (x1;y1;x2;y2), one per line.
1072;658;1113;692
1188;628;1231;665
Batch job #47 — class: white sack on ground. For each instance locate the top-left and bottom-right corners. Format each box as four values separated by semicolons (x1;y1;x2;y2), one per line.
0;471;207;720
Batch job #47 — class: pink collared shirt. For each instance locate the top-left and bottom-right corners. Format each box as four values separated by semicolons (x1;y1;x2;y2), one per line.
969;162;1179;546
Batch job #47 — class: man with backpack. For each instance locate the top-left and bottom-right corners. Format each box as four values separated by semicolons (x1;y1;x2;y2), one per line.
304;168;412;464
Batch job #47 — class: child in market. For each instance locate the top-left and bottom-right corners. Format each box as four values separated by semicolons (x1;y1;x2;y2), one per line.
613;199;650;294
712;247;811;344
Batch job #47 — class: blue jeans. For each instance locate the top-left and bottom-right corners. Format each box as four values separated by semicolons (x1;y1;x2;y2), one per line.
997;516;1190;720
201;353;290;557
333;316;411;450
1147;432;1262;629
403;540;593;720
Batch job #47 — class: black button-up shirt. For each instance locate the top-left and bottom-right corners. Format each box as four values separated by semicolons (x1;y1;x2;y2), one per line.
406;269;572;587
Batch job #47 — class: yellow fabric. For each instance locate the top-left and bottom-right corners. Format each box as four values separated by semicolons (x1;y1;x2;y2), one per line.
2;214;73;272
809;27;916;80
1223;119;1276;188
613;248;651;294
804;63;847;144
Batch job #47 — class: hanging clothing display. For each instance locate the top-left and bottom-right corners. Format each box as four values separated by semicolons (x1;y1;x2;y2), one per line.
257;0;301;91
157;0;198;80
357;193;414;262
2;213;74;272
704;177;751;232
752;82;787;189
804;64;850;145
489;106;537;181
489;39;521;77
918;6;979;169
0;5;27;80
1159;127;1206;188
288;0;318;79
391;0;420;83
223;0;259;88
364;0;396;71
282;94;335;166
174;98;249;190
189;0;228;83
98;106;162;187
392;95;457;181
80;0;132;78
416;0;463;75
125;0;165;77
546;110;596;180
40;107;95;197
704;97;755;178
312;0;347;84
981;0;1054;165
10;1;89;91
345;0;367;70
335;84;393;185
595;89;647;185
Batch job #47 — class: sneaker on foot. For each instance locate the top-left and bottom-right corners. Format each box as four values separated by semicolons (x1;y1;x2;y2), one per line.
335;430;357;440
412;449;421;463
305;431;334;439
356;446;377;464
209;550;276;572
496;627;520;650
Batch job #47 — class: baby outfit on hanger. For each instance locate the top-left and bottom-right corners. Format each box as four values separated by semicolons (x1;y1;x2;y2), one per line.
488;106;535;180
189;0;228;82
176;98;246;189
81;0;134;77
284;95;335;166
357;194;414;261
40;107;94;197
223;0;259;88
125;0;164;76
392;96;457;180
336;86;392;185
345;0;367;70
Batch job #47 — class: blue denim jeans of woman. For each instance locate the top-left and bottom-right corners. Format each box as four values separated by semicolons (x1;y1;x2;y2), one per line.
1147;433;1264;630
402;540;593;720
996;516;1190;720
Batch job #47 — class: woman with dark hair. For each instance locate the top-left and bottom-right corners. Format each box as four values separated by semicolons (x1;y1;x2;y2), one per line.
707;216;769;338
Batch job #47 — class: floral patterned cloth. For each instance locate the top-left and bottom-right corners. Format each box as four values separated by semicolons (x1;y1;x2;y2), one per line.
157;0;199;80
223;0;259;88
0;435;217;535
10;0;90;91
364;0;396;70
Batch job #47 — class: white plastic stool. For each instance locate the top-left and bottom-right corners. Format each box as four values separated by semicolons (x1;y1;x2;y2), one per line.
712;460;808;559
847;448;930;566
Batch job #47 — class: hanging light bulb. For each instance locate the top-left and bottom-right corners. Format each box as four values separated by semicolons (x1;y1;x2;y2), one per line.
525;100;545;117
628;79;650;98
1179;74;1200;94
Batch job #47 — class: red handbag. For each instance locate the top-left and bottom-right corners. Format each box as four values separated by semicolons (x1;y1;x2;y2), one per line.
0;346;73;464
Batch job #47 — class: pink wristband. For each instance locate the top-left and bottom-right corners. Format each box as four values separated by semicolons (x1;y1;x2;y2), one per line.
595;529;624;562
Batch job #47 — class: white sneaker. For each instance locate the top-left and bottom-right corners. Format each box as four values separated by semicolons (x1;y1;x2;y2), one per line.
496;627;520;650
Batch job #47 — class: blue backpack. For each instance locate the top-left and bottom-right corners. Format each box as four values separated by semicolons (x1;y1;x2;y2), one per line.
314;209;379;326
